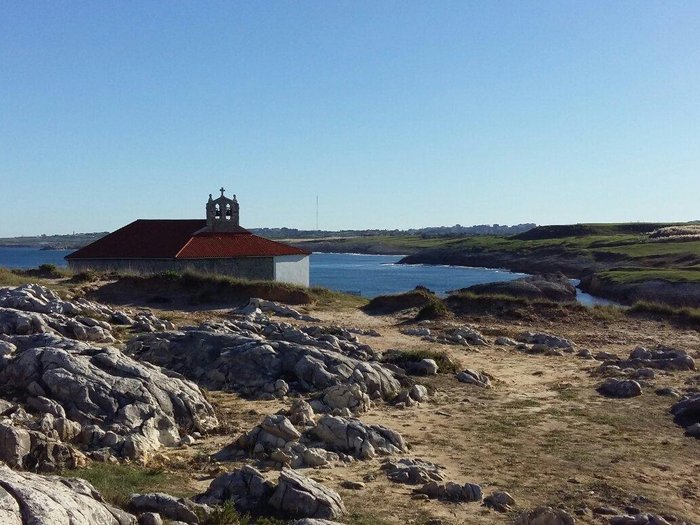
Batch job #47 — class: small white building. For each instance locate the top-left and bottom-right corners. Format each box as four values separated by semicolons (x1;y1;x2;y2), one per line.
66;189;310;286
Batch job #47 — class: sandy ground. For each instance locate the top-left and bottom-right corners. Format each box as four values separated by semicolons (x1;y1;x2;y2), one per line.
154;305;700;525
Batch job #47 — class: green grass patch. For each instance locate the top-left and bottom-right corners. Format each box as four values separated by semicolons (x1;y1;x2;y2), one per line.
629;301;700;326
59;464;191;508
596;267;700;284
588;304;626;321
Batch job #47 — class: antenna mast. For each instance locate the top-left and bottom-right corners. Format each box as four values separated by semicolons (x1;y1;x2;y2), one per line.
316;195;319;231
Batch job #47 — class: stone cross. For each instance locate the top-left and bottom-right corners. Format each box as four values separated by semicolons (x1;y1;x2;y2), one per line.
219;187;225;196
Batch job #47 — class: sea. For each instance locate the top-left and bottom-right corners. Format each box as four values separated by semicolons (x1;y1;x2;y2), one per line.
0;247;613;306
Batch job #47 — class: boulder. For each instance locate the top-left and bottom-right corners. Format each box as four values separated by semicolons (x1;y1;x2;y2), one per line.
288;399;316;427
597;378;642;398
382;458;446;485
444;325;488;346
671;394;700;438
310;415;407;459
413;481;482;502
409;384;429;402
195;465;274;513
403;358;439;376
0;422;31;468
456;369;491;388
127;493;201;523
0;463;136;524
484;491;516;512
319;384;371;414
269;468;346;520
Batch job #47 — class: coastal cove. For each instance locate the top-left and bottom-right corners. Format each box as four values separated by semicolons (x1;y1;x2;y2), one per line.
0;247;612;305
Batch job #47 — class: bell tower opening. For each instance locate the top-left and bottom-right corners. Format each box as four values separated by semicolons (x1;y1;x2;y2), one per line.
206;187;241;232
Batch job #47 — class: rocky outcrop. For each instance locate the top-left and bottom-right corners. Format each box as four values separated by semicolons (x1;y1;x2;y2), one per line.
514;506;576;525
127;493;205;524
126;319;401;400
484;491;516;512
413;481;482;502
218;410;406;468
314;384;371;414
517;332;574;350
310;415;406;459
269;469;346;520
0;307;115;343
239;298;319;321
460;274;577;302
196;466;345;520
0;285;177;344
381;458;446;485
0;334;217;461
597;346;695;372
0;463;136;524
196;465;275;513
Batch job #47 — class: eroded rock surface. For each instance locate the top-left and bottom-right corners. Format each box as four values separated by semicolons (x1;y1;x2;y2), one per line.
0;285;176;343
270;469;346;520
218;410;407;468
127;319;401;399
0;334;218;461
0;463;136;524
196;466;345;520
382;458;446;485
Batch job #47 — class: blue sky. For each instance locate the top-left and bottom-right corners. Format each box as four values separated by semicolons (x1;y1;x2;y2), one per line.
1;1;699;236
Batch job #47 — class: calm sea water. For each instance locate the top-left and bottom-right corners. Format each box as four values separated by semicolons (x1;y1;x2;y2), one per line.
0;247;612;305
0;247;74;269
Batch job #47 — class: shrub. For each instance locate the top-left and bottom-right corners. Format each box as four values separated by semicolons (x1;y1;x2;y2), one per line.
415;299;449;320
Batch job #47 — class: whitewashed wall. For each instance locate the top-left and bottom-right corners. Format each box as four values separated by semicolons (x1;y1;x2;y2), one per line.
273;255;310;286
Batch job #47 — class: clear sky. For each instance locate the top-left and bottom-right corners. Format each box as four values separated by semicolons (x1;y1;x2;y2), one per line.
1;1;699;236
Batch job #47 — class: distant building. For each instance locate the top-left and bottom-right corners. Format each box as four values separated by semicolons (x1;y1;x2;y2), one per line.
66;189;310;286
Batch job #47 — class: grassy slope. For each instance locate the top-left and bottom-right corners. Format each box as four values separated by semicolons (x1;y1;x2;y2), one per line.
0;267;366;310
298;223;700;284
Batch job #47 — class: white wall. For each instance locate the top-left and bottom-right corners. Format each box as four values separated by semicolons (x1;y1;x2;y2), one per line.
273;255;310;286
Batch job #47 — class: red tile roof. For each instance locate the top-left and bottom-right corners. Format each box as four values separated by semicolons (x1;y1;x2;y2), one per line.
177;231;309;258
66;219;309;260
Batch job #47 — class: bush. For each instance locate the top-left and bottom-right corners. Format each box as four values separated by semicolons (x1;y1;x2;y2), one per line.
69;270;99;283
415;299;449;320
